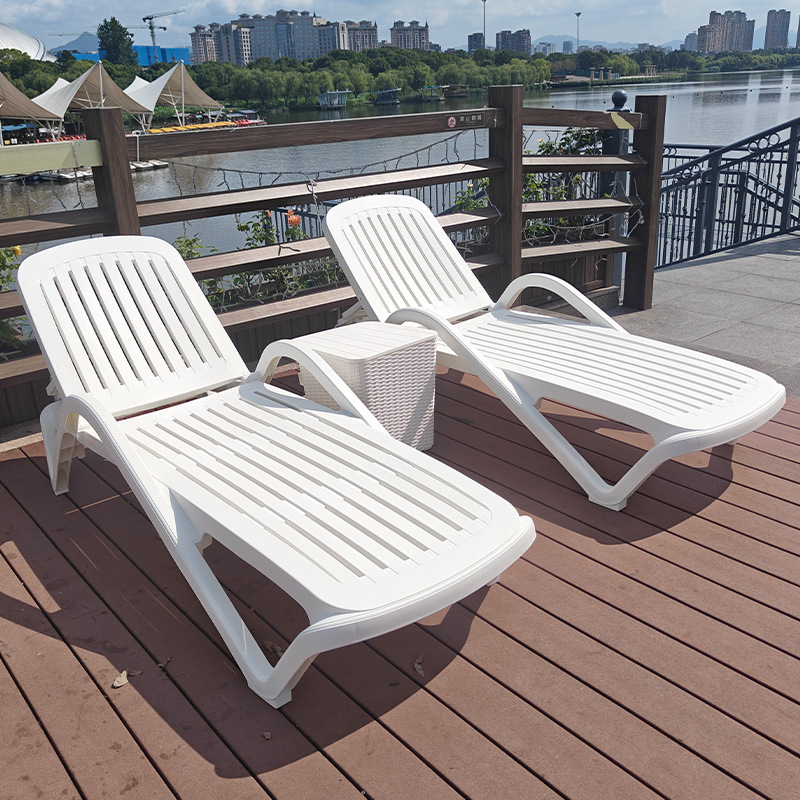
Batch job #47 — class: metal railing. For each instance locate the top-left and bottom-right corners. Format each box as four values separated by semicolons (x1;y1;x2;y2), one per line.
658;118;800;266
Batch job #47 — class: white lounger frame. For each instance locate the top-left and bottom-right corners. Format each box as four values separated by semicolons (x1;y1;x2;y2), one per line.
18;235;534;707
323;194;786;510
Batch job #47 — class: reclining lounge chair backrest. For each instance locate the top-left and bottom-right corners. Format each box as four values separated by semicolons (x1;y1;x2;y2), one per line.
324;194;493;323
18;236;247;418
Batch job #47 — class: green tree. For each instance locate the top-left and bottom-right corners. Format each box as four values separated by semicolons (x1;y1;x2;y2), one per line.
97;17;138;65
56;50;76;70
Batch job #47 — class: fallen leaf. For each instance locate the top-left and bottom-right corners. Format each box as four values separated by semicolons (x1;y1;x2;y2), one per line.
263;641;284;658
111;670;129;689
127;669;143;677
157;656;172;672
414;656;425;677
262;732;272;740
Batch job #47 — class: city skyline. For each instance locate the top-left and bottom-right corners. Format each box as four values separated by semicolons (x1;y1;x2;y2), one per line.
5;1;800;54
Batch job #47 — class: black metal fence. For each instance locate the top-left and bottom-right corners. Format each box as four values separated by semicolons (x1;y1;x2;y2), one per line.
658;118;800;266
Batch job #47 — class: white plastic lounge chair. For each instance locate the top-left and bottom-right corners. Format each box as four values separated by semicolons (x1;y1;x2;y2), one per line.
323;194;786;511
17;235;535;707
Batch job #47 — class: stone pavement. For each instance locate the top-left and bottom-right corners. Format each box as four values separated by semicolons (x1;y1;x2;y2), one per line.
613;233;800;397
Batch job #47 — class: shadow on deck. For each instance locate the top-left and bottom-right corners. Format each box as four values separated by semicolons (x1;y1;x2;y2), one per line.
1;365;799;800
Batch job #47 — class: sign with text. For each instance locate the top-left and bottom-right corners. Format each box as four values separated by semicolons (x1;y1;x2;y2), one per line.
444;111;487;130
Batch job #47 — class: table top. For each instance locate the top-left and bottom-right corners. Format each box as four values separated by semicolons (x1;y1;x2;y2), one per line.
296;321;437;362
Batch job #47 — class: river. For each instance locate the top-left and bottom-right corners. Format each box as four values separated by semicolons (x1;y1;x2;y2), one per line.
3;67;800;254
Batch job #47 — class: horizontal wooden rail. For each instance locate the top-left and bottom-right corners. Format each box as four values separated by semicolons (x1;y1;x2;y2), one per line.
137;159;505;226
522;107;648;130
521;235;641;264
522;197;642;219
522;155;646;173
126;108;504;160
0;207;115;247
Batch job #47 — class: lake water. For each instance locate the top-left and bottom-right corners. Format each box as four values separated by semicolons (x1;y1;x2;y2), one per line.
4;67;800;254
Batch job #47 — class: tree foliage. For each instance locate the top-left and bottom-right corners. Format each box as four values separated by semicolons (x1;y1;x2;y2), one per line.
97;17;138;65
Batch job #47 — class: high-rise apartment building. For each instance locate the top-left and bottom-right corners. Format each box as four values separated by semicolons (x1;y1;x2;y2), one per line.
467;32;484;53
189;24;217;64
390;20;430;50
213;19;253;66
697;23;722;53
496;29;531;55
562;40;574;54
707;10;754;51
683;31;698;51
536;41;554;55
345;20;378;51
764;9;791;49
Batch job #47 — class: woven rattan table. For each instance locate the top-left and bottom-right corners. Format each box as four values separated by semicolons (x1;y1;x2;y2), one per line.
297;321;437;450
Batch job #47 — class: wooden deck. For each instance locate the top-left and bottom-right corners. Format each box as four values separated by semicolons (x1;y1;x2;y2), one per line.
1;368;799;800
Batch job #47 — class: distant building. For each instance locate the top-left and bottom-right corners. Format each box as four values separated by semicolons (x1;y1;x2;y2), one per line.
346;20;378;51
697;24;722;53
190;25;217;64
496;29;531;55
707;10;754;51
192;11;349;64
764;9;791;49
390;20;430;50
213;19;253;66
562;40;573;54
468;32;484;53
683;31;698;51
536;41;554;55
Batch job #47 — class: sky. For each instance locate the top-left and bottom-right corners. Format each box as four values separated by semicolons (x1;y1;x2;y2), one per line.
4;1;792;53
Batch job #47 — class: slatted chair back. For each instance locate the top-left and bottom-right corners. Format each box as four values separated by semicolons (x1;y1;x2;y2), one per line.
18;236;247;418
324;194;493;323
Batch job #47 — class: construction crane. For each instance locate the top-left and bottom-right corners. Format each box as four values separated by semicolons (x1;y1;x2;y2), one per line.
142;8;185;49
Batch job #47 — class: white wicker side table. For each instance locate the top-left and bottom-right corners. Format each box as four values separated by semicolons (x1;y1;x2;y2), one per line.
296;321;437;450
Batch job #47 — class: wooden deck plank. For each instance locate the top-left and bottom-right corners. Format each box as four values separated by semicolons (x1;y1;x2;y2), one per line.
209;554;563;800
372;613;665;800
4;445;367;800
432;425;800;700
0;511;176;800
458;583;799;799
21;443;471;800
433;385;800;599
0;623;80;800
437;374;800;556
0;463;273;800
1;369;798;800
429;596;768;800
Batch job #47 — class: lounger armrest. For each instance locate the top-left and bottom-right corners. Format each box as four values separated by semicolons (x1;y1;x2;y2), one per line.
246;339;385;432
493;274;625;331
386;308;532;407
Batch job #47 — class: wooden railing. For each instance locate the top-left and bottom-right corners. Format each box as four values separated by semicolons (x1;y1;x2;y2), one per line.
0;86;665;427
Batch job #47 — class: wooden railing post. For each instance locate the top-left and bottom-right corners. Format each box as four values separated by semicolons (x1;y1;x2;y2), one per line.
487;84;524;290
81;107;140;236
623;94;666;310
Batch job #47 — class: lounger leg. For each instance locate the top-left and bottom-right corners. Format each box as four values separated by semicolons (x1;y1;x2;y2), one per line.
41;404;85;495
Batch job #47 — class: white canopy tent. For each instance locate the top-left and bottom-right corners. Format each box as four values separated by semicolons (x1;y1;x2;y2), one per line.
123;62;222;131
32;62;149;121
0;71;62;146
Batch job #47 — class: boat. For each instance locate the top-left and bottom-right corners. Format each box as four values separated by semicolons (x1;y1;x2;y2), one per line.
420;85;445;102
317;89;351;109
375;88;401;105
